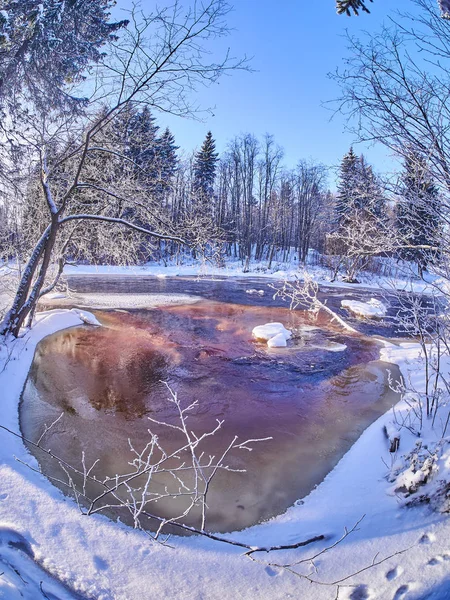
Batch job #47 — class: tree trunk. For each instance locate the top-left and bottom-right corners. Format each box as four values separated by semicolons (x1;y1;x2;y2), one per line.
1;221;59;337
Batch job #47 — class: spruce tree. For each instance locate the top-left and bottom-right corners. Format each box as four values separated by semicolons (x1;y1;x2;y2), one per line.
156;128;178;186
128;106;160;180
336;0;373;16
397;152;441;275
0;0;127;112
154;127;179;202
335;147;361;225
359;157;385;220
336;0;450;19
193;131;219;200
335;149;384;225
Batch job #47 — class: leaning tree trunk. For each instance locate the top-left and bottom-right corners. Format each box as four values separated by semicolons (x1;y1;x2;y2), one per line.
0;220;59;337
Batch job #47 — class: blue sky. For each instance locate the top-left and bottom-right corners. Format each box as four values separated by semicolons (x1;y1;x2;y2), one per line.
118;0;417;186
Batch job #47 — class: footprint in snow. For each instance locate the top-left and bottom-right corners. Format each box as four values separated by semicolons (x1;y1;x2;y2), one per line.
427;554;450;566
265;566;282;577
349;584;371;600
393;585;409;600
419;533;436;544
386;566;403;581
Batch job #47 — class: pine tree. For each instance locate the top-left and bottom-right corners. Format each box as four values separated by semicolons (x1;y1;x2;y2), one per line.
359;157;385;220
336;0;373;16
193;131;219;202
128;106;160;179
336;0;449;18
397;152;441;275
154;127;178;199
335;147;361;225
0;0;127;112
335;149;384;225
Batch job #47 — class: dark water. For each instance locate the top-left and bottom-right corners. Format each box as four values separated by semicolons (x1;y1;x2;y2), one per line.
22;282;401;534
63;274;404;337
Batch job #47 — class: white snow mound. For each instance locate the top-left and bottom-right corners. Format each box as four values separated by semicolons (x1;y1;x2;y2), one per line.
252;322;292;347
70;308;102;327
341;298;387;319
312;342;347;352
267;333;288;348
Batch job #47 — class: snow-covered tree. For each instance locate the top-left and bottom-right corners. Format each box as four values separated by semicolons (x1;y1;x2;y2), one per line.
359;157;386;220
128;107;160;181
0;0;126;112
335;147;361;225
154;127;179;201
0;1;243;337
335;149;384;225
397;152;441;275
193;131;219;203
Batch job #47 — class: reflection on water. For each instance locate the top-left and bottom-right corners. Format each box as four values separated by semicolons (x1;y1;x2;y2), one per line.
21;299;400;533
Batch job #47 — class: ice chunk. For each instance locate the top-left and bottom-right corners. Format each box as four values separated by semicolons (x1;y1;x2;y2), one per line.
267;333;288;348
312;342;347;352
252;322;292;342
341;298;387;319
252;322;292;348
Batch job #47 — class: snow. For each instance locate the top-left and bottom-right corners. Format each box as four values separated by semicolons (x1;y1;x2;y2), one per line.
267;333;288;348
63;256;443;296
312;342;348;352
341;298;388;319
70;308;102;326
43;292;202;310
1;304;450;598
44;292;67;299
252;322;292;346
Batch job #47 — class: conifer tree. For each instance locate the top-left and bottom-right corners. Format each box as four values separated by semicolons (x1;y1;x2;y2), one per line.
128;106;160;180
336;0;372;16
335;148;384;225
335;147;361;225
397;152;441;275
156;128;178;187
335;0;450;18
154;127;179;203
193;131;219;203
0;0;127;112
359;157;385;220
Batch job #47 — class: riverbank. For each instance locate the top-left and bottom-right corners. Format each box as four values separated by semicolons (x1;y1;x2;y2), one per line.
1;301;450;599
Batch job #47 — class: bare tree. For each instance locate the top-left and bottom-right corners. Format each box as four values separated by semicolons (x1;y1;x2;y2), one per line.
0;1;246;338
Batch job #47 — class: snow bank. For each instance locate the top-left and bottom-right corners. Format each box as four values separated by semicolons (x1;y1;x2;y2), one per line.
341;298;387;319
252;322;292;347
70;308;102;327
2;308;450;599
42;292;201;310
64;259;441;295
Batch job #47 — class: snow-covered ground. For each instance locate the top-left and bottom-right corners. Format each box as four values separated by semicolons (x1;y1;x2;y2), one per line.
341;298;388;319
1;301;450;599
63;256;442;295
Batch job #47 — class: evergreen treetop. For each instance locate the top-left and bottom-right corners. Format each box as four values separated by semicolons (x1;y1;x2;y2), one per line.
335;147;385;225
0;0;127;112
397;151;441;273
193;131;219;199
